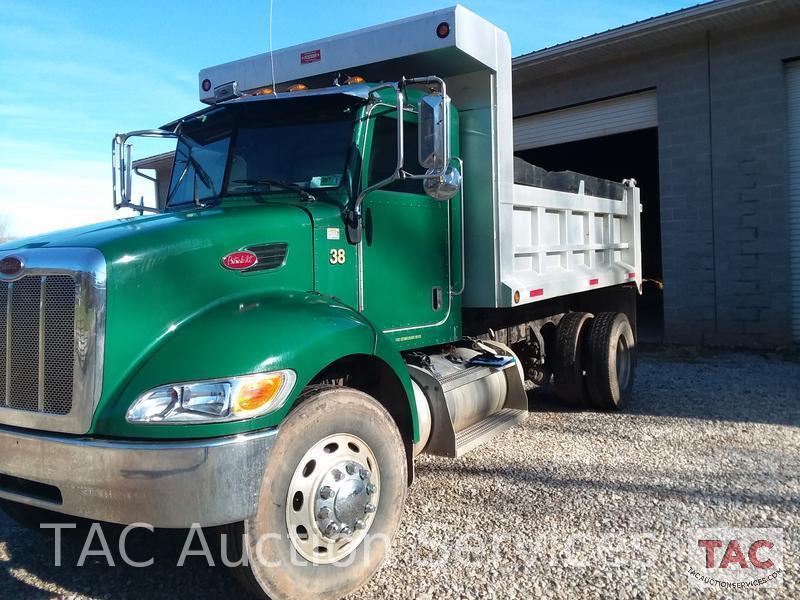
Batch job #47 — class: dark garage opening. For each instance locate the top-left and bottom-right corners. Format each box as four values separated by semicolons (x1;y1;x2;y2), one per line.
516;128;664;341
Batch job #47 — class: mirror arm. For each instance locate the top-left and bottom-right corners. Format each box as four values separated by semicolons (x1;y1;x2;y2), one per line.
346;84;405;245
112;129;177;214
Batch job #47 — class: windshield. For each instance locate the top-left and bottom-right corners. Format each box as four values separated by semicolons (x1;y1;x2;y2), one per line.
166;98;357;208
167;110;233;206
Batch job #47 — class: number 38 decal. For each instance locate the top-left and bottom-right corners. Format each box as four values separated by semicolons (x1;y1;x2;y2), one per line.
329;248;346;264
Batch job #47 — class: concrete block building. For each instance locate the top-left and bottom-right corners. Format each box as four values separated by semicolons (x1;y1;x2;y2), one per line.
511;0;800;346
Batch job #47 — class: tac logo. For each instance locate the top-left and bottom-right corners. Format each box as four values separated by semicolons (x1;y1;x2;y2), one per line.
687;528;784;590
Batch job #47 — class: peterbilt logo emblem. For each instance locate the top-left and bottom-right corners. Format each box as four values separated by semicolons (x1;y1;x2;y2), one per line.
221;251;258;271
0;256;23;277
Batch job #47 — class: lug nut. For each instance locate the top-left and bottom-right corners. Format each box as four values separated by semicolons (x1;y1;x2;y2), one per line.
346;463;357;475
364;503;376;514
317;507;331;520
320;486;334;499
366;483;377;495
325;522;340;536
340;526;352;536
359;469;370;480
354;519;366;530
332;469;344;481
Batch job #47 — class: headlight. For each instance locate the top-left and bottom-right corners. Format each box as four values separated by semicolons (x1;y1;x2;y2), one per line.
126;370;296;424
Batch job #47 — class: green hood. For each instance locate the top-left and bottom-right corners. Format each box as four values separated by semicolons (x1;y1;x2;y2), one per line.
4;203;315;426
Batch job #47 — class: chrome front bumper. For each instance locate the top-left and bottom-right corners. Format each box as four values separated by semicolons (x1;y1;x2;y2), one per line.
0;425;276;528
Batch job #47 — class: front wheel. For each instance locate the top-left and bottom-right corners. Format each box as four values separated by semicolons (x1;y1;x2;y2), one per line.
228;386;407;600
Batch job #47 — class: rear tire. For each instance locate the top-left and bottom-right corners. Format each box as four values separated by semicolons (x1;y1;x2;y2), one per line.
226;386;407;600
553;312;593;405
584;312;636;410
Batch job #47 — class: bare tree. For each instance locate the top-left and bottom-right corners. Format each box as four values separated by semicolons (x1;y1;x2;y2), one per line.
0;215;15;244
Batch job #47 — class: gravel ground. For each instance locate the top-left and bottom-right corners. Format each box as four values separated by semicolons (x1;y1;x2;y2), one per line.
1;349;798;599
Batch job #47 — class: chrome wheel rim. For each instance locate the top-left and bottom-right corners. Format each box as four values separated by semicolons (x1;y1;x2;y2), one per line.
285;433;380;564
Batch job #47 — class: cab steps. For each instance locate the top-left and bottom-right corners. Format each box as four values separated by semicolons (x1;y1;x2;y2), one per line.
453;407;527;457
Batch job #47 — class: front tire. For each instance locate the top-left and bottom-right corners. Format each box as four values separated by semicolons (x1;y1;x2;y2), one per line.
229;386;407;600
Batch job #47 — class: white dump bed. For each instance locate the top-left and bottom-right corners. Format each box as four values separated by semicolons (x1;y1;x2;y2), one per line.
506;162;642;306
198;5;642;308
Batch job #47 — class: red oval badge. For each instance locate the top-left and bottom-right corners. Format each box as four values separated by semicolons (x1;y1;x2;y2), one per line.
221;251;258;271
0;256;23;277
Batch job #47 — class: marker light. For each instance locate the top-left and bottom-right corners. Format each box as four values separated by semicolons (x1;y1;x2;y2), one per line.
436;22;450;39
233;373;287;415
287;83;308;92
344;76;365;85
201;78;212;92
127;370;296;424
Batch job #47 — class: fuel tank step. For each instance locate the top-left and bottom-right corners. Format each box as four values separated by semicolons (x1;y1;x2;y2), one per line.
454;408;528;457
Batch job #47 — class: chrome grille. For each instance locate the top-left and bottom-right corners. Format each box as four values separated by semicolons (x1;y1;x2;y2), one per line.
0;247;104;434
44;276;77;414
1;275;76;415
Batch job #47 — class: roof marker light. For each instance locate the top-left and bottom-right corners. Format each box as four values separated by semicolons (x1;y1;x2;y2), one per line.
344;76;365;85
201;78;212;92
436;22;450;39
287;83;308;92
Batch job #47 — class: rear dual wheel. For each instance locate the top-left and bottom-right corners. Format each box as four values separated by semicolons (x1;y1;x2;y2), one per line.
584;312;636;410
553;311;635;410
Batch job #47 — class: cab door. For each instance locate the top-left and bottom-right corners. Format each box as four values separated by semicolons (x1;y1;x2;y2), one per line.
359;112;451;334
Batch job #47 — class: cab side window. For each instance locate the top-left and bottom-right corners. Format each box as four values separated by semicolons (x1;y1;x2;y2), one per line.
368;116;425;194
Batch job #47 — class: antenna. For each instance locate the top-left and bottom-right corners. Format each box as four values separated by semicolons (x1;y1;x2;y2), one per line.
269;0;277;95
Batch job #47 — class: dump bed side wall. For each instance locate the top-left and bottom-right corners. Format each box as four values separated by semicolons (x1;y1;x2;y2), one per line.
500;182;642;307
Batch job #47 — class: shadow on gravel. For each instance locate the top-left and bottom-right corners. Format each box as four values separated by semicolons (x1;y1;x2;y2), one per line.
0;517;234;599
525;358;800;428
417;461;800;510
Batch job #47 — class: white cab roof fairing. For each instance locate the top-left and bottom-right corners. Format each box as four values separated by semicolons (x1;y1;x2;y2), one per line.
198;6;505;102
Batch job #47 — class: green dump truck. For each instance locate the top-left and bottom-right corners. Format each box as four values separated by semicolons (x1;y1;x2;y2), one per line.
0;6;642;599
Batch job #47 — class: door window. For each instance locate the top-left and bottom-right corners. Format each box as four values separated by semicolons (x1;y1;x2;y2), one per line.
368;117;425;194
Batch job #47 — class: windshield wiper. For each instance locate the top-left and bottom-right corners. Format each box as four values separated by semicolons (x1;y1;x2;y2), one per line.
166;146;218;207
232;178;316;203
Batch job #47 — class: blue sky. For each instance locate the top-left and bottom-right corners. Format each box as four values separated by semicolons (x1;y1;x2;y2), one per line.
0;0;695;237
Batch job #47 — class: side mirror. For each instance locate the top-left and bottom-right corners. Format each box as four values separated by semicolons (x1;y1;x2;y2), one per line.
423;165;461;201
418;93;449;171
112;129;177;214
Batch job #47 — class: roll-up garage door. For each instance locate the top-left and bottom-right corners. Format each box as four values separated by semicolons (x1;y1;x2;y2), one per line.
788;62;800;340
513;90;658;151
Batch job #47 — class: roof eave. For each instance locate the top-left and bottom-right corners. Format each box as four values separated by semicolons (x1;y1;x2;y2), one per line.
513;0;770;67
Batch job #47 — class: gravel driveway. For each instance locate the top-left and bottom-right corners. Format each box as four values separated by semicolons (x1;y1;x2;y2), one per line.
1;350;798;598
